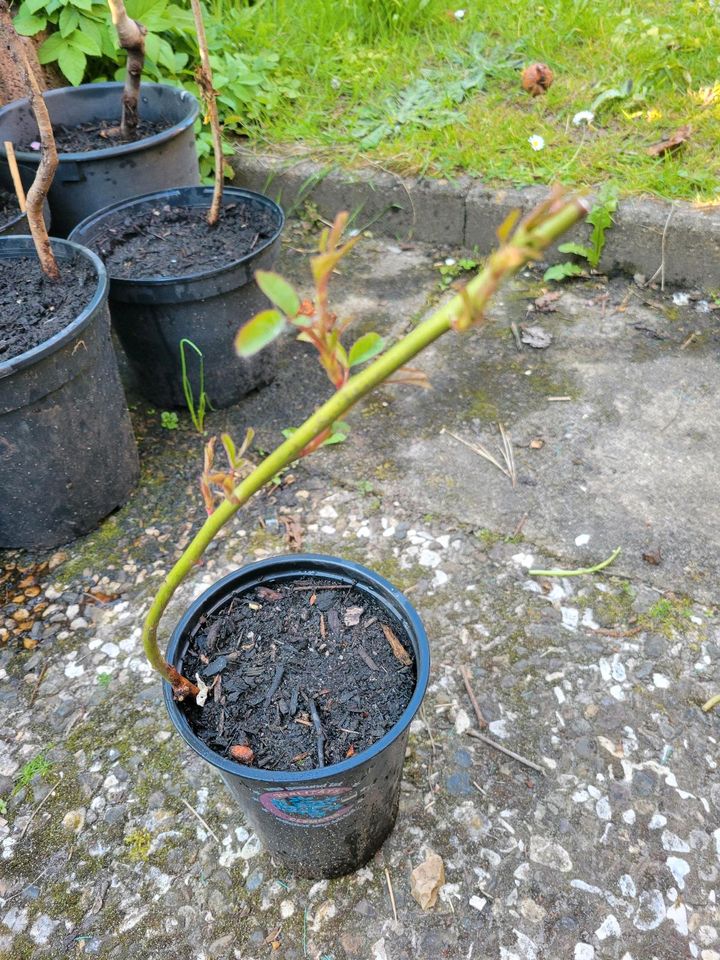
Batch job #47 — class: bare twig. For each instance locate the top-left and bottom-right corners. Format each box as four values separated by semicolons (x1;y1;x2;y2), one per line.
498;422;517;488
442;426;515;486
20;777;61;840
180;796;221;845
15;44;59;280
460;665;488;729
646;205;675;290
189;0;223;225
106;0;146;136
529;546;621;577
466;729;545;776
385;866;398;923
4;141;26;211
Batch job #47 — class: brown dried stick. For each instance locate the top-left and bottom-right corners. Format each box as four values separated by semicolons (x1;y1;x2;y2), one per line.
189;0;223;225
106;0;146;136
460;664;488;729
4;141;26;211
16;44;59;280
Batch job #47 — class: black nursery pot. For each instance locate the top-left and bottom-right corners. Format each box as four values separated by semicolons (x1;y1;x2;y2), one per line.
0;82;199;237
164;554;430;879
69;186;285;410
0;237;139;549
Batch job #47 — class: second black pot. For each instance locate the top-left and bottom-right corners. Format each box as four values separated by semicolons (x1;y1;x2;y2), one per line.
69;186;285;410
0;82;200;237
164;554;430;879
0;236;139;548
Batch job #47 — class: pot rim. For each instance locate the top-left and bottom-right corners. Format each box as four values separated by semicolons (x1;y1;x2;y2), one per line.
0;82;199;165
0;236;108;379
163;553;430;784
68;186;285;288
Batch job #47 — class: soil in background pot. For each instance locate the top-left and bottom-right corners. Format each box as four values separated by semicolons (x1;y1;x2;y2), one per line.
179;579;417;772
87;197;278;279
0;189;20;229
0;255;96;361
20;117;172;155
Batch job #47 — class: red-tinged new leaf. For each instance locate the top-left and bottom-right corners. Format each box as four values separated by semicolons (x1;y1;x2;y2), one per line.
256;270;300;317
348;332;385;367
235;309;286;357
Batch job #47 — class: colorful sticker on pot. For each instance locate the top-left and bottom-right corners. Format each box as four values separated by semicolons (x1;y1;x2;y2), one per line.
258;786;358;826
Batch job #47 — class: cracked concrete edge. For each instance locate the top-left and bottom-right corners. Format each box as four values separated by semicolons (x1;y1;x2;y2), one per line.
230;147;720;290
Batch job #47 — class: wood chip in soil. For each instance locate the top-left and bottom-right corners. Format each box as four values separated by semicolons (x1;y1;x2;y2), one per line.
178;579;416;771
87;196;278;280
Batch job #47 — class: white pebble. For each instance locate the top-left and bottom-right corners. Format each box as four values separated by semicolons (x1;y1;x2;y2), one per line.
575;534;590;546
64;662;85;678
574;946;595;960
595;915;621;940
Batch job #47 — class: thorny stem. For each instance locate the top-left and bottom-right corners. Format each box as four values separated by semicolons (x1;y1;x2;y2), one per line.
189;0;223;226
142;193;589;697
528;546;622;577
7;34;59;279
107;0;146;137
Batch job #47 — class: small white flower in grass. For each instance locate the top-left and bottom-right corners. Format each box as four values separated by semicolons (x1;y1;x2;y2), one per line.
528;134;545;151
454;9;466;19
573;110;595;126
330;77;341;90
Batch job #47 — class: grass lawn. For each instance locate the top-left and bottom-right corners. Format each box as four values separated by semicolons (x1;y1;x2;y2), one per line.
210;0;720;202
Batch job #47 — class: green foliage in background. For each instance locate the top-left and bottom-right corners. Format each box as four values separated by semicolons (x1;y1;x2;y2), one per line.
13;0;720;199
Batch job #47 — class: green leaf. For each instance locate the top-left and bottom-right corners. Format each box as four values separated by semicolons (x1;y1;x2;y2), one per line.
256;270;300;318
58;4;80;37
24;0;52;14
323;421;350;445
38;32;66;63
543;262;584;283
57;45;86;85
558;242;591;259
234;309;286;357
12;11;47;34
69;30;101;56
348;332;385;367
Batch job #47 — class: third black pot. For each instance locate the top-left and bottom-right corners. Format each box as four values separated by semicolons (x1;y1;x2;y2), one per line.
70;186;285;410
0;82;200;237
0;236;139;548
164;554;430;879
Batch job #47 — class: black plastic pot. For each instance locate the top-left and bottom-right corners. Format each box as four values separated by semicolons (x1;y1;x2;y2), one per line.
69;186;285;410
0;164;50;237
0;82;199;237
0;237;139;549
164;554;430;879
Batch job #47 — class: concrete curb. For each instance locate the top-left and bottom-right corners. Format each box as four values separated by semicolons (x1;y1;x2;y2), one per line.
230;147;720;290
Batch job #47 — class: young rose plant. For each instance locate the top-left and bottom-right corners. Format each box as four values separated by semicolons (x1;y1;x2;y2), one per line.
141;190;589;699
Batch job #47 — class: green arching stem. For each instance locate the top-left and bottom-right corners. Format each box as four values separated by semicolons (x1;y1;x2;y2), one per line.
142;195;589;692
702;694;720;713
529;546;621;578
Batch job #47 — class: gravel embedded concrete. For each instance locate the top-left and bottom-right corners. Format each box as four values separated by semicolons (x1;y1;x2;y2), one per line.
0;225;718;960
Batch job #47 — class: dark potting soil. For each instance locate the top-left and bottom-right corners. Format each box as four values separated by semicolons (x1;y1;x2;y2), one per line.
20;118;172;155
89;197;278;279
0;255;96;362
179;579;417;771
0;188;20;228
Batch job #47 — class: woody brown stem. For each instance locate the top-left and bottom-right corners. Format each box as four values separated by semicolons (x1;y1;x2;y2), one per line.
8;36;59;279
107;0;146;137
189;0;223;225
